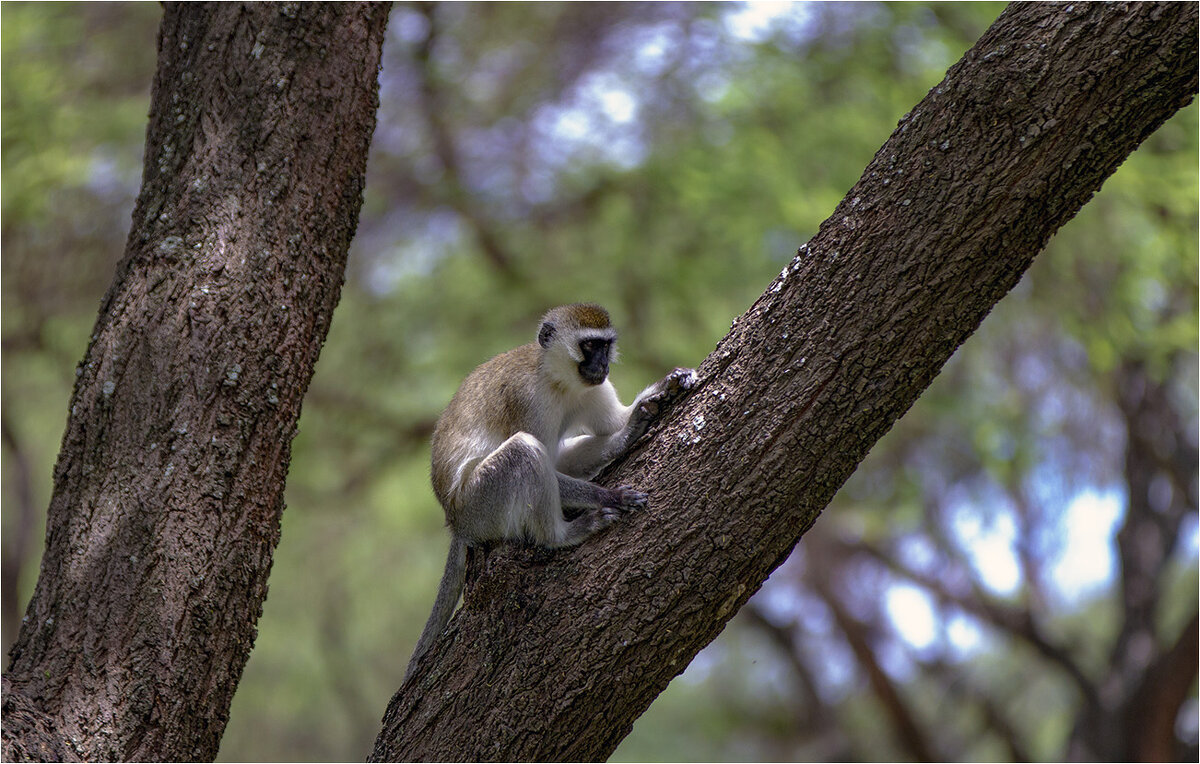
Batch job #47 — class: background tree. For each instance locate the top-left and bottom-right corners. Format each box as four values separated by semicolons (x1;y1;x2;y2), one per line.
3;2;1196;762
2;3;389;760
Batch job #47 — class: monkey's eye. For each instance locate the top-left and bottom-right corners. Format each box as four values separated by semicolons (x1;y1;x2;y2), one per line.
580;339;605;356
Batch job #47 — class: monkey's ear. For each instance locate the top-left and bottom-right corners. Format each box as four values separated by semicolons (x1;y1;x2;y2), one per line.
538;321;556;349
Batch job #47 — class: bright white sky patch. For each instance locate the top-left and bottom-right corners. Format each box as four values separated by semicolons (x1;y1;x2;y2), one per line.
953;506;1021;596
597;86;636;124
724;1;805;42
945;613;985;655
551;108;591;142
1178;512;1199;561
1049;489;1123;604
535;73;645;170
886;584;936;650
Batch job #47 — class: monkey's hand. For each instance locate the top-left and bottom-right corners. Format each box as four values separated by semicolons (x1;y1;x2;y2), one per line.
629;367;698;435
561;369;697;480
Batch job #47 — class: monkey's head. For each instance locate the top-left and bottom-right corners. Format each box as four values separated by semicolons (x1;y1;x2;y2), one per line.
538;303;618;387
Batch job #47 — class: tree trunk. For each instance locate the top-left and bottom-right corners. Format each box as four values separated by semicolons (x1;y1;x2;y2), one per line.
2;3;390;761
372;3;1197;761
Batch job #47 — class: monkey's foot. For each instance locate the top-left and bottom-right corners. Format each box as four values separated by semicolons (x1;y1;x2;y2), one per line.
608;485;648;513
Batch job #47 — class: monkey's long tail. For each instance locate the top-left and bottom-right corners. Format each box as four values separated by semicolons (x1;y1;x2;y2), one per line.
403;534;467;682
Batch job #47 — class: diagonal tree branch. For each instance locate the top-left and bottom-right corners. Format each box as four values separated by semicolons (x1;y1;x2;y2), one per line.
373;4;1198;760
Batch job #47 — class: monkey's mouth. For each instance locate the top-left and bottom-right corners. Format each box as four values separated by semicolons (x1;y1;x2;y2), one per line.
579;362;607;385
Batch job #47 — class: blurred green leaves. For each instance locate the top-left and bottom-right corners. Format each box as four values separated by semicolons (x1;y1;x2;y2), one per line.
1;3;156;223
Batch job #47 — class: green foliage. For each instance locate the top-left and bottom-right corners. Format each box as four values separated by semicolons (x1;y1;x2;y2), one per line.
1;3;156;222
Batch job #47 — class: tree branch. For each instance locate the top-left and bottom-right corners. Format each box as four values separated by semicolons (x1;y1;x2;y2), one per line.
810;570;937;762
923;659;1034;763
1128;612;1200;762
844;535;1096;698
740;604;829;730
3;5;391;760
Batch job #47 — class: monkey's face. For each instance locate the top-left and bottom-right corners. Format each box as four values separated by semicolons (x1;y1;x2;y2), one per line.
577;338;611;385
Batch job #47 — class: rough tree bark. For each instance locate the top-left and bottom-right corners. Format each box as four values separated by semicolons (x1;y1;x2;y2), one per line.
373;4;1197;761
2;3;390;761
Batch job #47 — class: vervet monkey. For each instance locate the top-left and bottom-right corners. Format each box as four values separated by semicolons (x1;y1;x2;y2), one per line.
404;303;696;680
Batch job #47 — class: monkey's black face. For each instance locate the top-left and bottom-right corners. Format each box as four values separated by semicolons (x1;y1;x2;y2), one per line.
578;338;611;385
